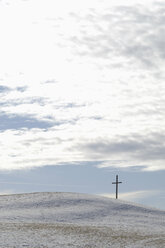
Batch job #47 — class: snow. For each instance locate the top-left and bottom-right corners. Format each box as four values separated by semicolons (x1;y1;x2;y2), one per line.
0;192;164;247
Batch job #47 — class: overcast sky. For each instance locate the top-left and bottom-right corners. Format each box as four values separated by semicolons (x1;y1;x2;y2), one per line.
0;0;165;209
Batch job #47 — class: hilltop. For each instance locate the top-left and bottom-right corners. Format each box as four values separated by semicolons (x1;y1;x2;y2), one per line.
0;192;164;247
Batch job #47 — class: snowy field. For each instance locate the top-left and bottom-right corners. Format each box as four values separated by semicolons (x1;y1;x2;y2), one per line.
0;192;164;247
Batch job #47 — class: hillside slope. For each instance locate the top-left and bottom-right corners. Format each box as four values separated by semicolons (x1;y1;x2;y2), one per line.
0;192;164;247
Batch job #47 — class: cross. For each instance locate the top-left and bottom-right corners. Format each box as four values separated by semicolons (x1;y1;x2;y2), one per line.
112;175;122;199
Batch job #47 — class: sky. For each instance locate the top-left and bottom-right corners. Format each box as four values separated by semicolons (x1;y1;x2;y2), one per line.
0;0;165;210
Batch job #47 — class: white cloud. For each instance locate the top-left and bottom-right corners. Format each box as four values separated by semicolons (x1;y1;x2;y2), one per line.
0;0;165;171
101;190;160;201
0;190;14;195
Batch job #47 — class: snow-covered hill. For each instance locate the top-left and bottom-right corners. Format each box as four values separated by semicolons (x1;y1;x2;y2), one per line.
0;192;164;247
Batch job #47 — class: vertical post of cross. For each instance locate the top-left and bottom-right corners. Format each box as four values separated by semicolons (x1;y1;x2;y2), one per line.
112;175;122;199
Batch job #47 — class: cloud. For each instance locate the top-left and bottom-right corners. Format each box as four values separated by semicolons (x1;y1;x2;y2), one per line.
0;85;11;93
43;79;58;84
0;190;14;195
0;0;164;171
68;2;165;71
101;190;161;201
16;86;28;92
73;132;165;170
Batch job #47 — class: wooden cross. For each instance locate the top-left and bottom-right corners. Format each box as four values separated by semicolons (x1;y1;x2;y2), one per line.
112;175;122;199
